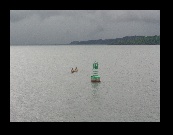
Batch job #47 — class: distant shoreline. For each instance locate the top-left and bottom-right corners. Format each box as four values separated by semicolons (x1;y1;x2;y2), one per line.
70;35;160;45
10;35;160;46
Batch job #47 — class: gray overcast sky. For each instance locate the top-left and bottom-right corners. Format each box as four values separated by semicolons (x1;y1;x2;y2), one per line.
10;10;160;45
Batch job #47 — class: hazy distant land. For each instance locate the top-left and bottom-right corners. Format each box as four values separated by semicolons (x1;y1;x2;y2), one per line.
10;35;160;46
70;35;160;45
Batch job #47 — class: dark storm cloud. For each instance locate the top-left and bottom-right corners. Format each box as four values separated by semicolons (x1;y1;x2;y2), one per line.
10;10;61;22
99;10;160;24
10;10;93;22
10;10;160;45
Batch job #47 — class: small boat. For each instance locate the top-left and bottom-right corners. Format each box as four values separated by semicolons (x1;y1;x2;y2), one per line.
71;67;78;73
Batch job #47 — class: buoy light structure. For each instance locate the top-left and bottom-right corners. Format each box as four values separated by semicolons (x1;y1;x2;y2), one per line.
91;61;100;82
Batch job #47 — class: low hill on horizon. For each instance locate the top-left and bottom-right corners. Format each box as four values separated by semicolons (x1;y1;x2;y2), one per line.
70;35;160;45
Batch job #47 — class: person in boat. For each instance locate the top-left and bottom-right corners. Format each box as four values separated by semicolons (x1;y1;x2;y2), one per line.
74;67;78;72
71;68;74;73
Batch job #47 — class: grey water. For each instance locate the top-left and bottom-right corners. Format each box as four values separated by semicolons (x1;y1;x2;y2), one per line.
10;45;160;122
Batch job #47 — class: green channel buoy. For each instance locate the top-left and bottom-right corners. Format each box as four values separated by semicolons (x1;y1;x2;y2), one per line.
91;61;100;82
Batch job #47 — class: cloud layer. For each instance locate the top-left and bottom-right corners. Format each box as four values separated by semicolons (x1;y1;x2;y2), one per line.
10;10;160;45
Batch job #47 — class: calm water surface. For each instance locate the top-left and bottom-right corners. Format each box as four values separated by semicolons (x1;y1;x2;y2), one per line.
10;45;160;122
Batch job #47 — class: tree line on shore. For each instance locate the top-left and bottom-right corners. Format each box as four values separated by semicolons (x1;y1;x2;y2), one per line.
70;35;160;45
